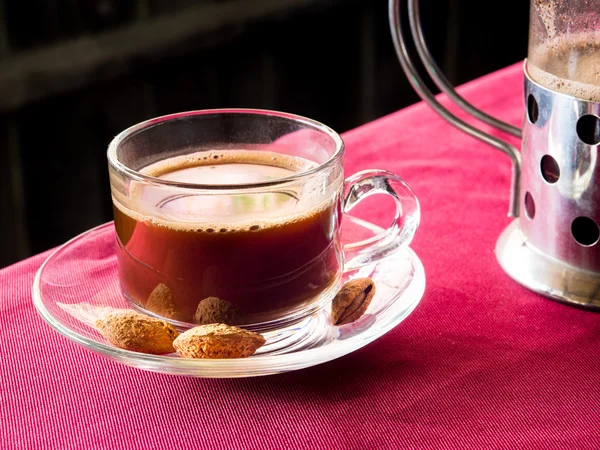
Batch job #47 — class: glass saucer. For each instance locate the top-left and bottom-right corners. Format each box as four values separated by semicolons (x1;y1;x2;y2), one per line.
32;216;425;378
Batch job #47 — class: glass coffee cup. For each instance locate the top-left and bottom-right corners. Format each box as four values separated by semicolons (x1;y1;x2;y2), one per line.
107;109;420;331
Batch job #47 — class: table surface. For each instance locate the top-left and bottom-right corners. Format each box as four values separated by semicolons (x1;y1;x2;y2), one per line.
2;63;600;450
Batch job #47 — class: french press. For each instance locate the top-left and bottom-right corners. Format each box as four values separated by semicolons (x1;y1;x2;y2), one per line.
390;0;600;309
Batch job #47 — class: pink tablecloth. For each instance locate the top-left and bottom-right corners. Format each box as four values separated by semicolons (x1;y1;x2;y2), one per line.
2;63;600;449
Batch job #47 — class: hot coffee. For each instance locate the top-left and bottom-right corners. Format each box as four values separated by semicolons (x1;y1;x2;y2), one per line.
112;150;342;326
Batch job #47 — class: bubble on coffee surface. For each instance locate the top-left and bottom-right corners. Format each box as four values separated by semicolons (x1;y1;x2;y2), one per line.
114;149;338;234
528;32;600;102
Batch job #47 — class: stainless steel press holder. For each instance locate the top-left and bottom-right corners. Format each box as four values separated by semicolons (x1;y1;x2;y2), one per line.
389;0;600;309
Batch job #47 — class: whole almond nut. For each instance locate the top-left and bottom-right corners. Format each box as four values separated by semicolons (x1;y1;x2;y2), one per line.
146;283;185;321
94;311;179;355
331;278;376;325
194;296;238;325
173;324;266;359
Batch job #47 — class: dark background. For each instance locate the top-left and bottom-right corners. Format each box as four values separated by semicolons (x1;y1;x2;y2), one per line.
0;0;529;268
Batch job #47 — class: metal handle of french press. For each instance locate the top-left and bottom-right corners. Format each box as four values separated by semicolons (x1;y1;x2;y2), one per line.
389;0;600;309
388;0;522;218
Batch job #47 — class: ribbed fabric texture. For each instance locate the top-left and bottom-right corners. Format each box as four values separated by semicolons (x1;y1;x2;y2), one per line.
2;63;599;449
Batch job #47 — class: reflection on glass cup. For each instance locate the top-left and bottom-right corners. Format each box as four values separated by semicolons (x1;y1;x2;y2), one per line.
107;110;419;331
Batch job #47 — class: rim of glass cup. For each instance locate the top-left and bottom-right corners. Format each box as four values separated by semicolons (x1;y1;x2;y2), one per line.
107;108;345;190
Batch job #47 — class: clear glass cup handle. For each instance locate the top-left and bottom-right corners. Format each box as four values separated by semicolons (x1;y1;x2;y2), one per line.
342;169;420;271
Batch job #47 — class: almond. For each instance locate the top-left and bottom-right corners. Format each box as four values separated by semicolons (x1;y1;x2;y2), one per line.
194;296;238;325
173;323;266;359
94;311;179;355
331;278;376;325
146;283;185;321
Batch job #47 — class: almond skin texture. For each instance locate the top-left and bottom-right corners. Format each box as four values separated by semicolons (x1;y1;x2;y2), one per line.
146;283;185;321
173;324;266;359
194;297;238;325
331;278;376;325
94;311;179;355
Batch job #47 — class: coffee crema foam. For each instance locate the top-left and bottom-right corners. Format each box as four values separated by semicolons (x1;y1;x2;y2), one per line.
113;150;338;234
141;149;316;179
528;33;600;102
